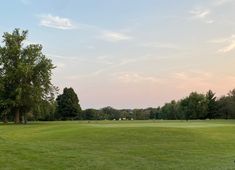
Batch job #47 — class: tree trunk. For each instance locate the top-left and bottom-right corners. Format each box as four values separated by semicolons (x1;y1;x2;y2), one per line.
3;114;8;124
15;109;20;124
23;113;27;124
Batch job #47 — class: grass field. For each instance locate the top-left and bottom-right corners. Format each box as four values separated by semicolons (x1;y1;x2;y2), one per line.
0;120;235;170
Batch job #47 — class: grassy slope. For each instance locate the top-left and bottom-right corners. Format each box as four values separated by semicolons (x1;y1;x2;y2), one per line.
0;120;235;170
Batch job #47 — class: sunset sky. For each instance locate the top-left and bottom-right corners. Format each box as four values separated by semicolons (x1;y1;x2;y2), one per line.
1;0;235;109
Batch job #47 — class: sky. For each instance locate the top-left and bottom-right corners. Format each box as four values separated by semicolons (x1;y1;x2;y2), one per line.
0;0;235;109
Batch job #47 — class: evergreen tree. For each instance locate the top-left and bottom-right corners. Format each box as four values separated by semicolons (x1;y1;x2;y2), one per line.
56;87;81;120
206;90;217;119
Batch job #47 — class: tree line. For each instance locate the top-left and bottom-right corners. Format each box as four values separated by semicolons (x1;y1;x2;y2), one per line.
1;29;235;123
33;88;235;121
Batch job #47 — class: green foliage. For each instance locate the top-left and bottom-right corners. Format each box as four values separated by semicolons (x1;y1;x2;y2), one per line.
206;90;217;119
0;29;55;123
101;106;120;120
217;89;235;119
132;109;150;120
159;100;180;120
33;100;57;121
56;87;81;120
82;108;98;120
180;92;208;120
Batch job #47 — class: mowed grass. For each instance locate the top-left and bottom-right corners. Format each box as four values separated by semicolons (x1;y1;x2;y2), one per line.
0;120;235;170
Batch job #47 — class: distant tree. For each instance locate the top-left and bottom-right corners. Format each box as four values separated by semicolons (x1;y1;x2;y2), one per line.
217;96;230;119
119;110;130;119
228;89;235;118
96;109;106;120
83;108;97;120
132;109;143;120
102;106;120;120
33;99;57;121
147;107;160;119
206;90;217;119
120;109;134;120
159;101;180;120
217;89;235;119
0;29;55;123
56;87;81;120
180;92;208;120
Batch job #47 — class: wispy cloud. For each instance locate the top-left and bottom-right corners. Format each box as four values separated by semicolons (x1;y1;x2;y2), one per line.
218;41;235;53
210;35;235;53
116;72;162;84
39;14;75;30
172;70;213;89
214;0;234;6
100;31;132;42
189;8;214;24
38;14;133;44
205;20;215;24
173;71;212;80
212;35;235;43
190;9;210;18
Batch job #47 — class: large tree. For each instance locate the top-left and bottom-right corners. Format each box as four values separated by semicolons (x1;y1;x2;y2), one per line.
56;87;82;120
0;29;55;123
180;92;208;120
